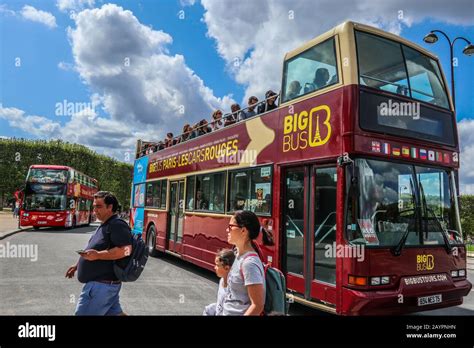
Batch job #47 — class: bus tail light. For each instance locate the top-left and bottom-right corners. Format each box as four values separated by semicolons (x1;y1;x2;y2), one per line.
348;275;367;286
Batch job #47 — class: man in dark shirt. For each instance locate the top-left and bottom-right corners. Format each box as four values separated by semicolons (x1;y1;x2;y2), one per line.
65;191;132;315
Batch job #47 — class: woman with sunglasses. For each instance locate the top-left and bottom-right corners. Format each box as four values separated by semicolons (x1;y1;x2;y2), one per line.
223;210;274;316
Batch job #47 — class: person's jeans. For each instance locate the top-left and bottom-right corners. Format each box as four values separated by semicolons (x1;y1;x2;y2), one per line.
75;281;123;315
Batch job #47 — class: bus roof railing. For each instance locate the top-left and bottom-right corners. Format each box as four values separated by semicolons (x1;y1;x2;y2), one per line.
136;92;280;159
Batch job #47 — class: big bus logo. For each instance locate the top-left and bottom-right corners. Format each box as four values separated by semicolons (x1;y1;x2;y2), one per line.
416;254;435;271
282;105;331;152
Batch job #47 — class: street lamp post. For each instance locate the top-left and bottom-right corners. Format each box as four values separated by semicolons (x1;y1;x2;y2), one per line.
423;30;474;111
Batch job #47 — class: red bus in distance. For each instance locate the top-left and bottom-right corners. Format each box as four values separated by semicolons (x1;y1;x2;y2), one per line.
20;165;98;230
130;21;471;315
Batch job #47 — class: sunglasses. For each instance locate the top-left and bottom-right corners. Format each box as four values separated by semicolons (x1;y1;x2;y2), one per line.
228;224;242;230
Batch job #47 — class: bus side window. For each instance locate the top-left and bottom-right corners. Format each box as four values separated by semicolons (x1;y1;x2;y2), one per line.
228;166;272;215
160;180;167;209
186;176;195;211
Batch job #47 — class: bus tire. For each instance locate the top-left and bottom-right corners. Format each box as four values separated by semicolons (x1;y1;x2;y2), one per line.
147;225;160;258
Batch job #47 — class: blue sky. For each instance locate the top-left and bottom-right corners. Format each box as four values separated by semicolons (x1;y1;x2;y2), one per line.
1;0;474;192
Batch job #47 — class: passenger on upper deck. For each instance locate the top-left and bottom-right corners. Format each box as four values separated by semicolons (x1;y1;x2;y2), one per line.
257;90;278;114
180;124;193;143
198;119;212;136
165;133;176;148
211;110;224;131
240;96;259;121
225;104;241;127
287;80;302;100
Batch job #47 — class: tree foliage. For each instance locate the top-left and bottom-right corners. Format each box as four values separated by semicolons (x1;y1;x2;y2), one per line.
0;138;132;210
460;195;474;239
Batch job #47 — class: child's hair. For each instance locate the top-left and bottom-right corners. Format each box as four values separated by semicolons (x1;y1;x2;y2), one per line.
233;210;274;246
216;248;236;268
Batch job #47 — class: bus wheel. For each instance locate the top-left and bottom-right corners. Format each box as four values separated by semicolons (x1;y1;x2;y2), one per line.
147;226;159;257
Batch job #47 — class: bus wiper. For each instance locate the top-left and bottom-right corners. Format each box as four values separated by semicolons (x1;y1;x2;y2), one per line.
424;206;453;253
391;177;416;256
419;182;452;254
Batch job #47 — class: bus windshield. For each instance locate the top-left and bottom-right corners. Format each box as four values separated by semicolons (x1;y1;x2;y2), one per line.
23;183;67;211
355;30;449;109
347;158;461;247
27;168;68;184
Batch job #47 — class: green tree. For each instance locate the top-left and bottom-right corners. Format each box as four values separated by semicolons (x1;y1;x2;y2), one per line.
460;195;474;239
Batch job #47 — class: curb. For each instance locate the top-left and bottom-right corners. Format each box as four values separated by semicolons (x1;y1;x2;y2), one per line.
0;228;31;241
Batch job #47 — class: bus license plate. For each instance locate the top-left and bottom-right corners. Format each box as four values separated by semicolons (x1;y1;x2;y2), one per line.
37;221;47;224
417;294;442;306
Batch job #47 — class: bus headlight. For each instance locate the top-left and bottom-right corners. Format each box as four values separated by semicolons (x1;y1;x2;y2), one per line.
370;277;381;286
451;270;459;278
459;269;466;277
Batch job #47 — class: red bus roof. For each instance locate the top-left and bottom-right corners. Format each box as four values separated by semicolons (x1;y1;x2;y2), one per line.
29;164;73;170
28;165;98;182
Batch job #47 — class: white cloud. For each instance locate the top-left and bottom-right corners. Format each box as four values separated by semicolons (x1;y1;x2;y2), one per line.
21;5;57;29
66;3;234;137
56;0;95;12
201;0;474;103
458;118;474;194
0;104;61;138
58;61;75;71
0;4;16;16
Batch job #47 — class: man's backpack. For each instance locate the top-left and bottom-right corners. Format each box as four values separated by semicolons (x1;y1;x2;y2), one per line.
105;218;149;282
240;253;288;315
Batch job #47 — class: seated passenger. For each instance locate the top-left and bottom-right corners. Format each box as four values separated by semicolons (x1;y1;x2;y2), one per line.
257;90;278;114
240;96;258;121
210;194;224;211
233;193;246;211
225;104;241;126
286;80;302;100
304;67;330;94
211;110;223;131
189;190;208;210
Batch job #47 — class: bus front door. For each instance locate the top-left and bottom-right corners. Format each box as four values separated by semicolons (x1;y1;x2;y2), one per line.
282;165;337;308
167;180;185;254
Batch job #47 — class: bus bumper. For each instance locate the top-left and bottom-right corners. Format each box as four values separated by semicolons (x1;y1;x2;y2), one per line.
341;278;472;315
20;214;68;228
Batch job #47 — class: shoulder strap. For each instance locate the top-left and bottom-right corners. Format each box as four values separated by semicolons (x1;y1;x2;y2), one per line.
239;253;260;279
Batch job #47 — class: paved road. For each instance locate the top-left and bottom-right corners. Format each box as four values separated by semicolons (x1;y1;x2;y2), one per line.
0;225;472;315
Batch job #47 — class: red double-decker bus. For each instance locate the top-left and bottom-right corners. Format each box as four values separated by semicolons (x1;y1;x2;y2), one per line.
131;21;471;315
20;165;98;229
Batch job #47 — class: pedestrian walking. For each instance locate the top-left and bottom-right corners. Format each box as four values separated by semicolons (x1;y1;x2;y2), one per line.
222;210;274;315
65;191;132;316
